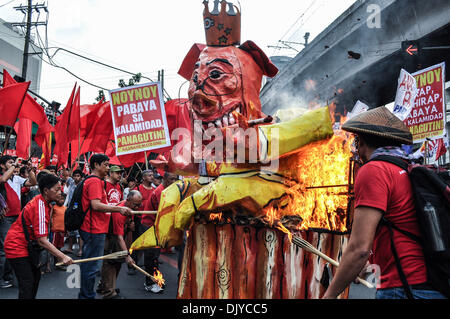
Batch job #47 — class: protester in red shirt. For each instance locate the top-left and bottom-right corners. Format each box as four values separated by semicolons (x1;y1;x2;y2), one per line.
0;155;37;289
78;154;132;299
4;173;73;299
142;171;178;293
136;169;157;208
323;106;446;299
105;165;124;205
99;190;142;299
97;165;124;295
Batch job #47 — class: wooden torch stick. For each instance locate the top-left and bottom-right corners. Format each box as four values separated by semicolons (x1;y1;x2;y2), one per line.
292;235;374;289
130;263;164;286
56;250;128;267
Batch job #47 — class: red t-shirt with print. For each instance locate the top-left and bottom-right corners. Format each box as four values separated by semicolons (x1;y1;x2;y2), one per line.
4;195;51;259
355;161;427;289
80;176;110;234
105;181;123;204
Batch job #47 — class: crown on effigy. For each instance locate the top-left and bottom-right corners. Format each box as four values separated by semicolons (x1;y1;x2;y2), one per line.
203;0;241;46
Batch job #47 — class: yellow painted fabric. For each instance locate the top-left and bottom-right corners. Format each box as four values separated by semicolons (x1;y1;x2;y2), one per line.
174;174;288;230
259;106;333;161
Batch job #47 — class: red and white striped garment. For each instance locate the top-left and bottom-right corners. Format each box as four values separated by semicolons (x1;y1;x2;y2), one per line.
4;194;51;259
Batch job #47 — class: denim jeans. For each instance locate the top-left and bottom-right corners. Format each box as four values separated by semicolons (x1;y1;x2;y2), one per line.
0;216;18;282
78;230;106;299
376;287;447;299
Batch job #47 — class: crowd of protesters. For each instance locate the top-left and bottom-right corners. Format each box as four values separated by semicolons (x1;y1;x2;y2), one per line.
0;152;179;299
1;105;449;300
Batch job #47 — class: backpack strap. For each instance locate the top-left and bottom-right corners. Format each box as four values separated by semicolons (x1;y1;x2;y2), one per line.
382;219;415;299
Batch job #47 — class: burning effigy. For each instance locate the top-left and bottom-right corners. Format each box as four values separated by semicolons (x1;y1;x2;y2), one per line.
131;0;357;299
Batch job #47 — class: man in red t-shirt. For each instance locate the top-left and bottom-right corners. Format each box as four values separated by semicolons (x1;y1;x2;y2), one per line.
97;165;124;294
78;154;132;299
0;155;37;289
142;171;178;293
99;190;141;299
4;173;73;298
105;166;124;205
323;106;445;299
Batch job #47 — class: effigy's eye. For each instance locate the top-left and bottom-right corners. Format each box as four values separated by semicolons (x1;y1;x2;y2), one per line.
209;70;222;79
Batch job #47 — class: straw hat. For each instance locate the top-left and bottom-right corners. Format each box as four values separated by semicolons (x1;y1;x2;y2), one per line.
341;106;413;144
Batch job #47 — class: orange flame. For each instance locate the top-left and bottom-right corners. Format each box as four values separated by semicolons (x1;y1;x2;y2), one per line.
268;130;354;233
154;269;165;287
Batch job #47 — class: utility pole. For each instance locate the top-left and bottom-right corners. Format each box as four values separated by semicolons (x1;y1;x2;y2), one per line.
13;1;49;81
21;0;32;80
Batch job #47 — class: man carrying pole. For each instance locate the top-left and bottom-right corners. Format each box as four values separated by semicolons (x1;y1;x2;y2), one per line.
99;190;142;299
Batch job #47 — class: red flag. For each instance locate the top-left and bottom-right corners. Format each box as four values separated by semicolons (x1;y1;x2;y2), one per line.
13;118;32;158
2;69;55;149
0;82;30;126
146;98;191;155
53;83;77;166
80;101;114;154
435;138;447;161
2;68;16;86
70;100;105;156
68;86;81;141
105;141;122;166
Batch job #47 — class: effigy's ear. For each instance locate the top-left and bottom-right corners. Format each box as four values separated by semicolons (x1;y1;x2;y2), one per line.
239;40;278;78
177;43;207;80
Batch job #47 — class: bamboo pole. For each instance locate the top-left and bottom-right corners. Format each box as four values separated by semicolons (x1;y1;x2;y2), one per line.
130;211;157;215
292;235;374;289
144;151;148;170
56;250;128;266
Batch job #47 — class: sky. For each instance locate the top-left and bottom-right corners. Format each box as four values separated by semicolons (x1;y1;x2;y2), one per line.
0;0;356;107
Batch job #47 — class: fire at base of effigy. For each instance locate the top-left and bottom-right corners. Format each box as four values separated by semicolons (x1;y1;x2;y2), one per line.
176;132;357;299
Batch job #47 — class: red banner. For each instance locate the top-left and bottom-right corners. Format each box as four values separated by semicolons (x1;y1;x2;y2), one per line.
108;82;171;156
405;62;446;143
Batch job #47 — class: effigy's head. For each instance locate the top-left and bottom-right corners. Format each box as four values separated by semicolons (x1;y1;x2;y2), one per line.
178;0;278;127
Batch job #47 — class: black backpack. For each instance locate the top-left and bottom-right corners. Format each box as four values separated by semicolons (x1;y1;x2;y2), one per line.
370;155;450;299
65;175;103;231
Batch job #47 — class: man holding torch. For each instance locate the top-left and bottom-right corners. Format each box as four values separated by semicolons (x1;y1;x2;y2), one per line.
323;106;446;299
100;190;142;299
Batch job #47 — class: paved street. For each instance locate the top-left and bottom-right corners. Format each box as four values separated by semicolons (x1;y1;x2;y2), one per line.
0;246;179;299
0;244;375;299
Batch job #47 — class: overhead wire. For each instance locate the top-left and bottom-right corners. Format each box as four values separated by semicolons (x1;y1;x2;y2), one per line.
11;10;173;99
0;0;17;8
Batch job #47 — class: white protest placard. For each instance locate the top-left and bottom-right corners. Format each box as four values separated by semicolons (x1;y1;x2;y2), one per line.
392;69;417;121
108;82;171;156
